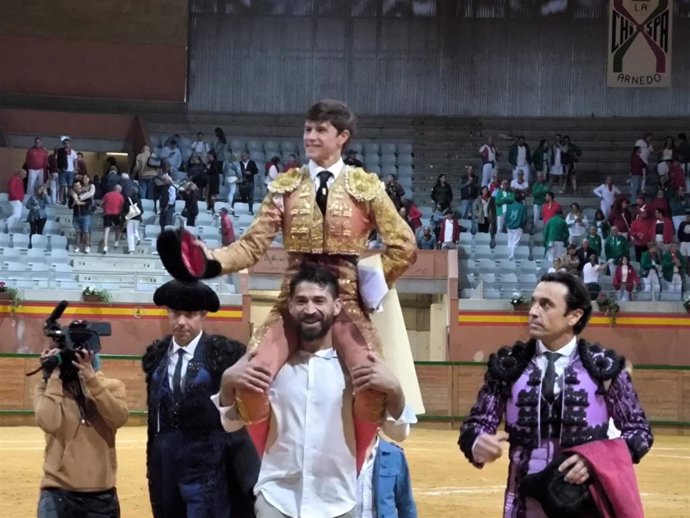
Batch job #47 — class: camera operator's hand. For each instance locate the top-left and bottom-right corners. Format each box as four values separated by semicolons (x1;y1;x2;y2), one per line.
72;350;96;382
40;348;61;379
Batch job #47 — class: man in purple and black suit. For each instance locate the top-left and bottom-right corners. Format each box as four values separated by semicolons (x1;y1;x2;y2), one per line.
459;272;653;518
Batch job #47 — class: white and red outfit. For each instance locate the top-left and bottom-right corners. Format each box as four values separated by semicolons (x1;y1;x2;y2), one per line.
479;143;497;187
7;175;26;230
438;217;460;249
613;263;640;301
25;146;48;196
593;183;621;217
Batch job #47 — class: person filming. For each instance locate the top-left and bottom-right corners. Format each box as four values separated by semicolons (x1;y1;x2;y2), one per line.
34;347;128;518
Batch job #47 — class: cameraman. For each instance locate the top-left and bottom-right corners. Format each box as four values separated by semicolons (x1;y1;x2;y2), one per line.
35;348;128;518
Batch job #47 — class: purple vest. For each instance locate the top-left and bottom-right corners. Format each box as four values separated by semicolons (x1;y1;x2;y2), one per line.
502;356;609;518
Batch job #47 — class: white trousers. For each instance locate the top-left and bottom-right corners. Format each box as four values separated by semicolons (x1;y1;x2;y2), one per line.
27;169;43;197
669;273;683;293
643;269;660;300
600;199;613;218
681;242;690;257
617;289;630;302
672;215;684;232
49;173;59;205
126;219;140;252
507;228;523;259
533;204;542;228
6;200;23;230
481;163;495;187
547;241;565;263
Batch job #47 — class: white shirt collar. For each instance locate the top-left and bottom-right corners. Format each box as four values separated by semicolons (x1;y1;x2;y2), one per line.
537;335;577;358
171;330;203;357
308;158;345;182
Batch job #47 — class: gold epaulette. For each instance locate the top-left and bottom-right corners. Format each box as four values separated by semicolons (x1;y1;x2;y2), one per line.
267;167;306;194
344;167;382;202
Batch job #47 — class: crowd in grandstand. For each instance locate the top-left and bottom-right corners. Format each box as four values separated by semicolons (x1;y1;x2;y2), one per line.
3;128;689;302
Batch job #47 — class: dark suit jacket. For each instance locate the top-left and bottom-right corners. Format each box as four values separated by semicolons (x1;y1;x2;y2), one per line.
240;160;259;182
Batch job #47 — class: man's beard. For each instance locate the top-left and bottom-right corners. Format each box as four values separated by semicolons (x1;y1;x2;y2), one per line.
297;314;335;341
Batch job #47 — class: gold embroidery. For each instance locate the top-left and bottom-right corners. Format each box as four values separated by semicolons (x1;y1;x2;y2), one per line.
268;167;306;194
344;167;382;202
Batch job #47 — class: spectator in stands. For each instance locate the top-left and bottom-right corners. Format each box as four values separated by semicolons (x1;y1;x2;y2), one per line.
383;174;404;211
641;242;663;298
76;152;88;177
430;203;445;242
284;152;301;171
458;166;478;219
219;207;236;246
428;174;451;213
472;186;496;235
438;209;461;250
213;127;228;173
608;198;633;239
133;145;159;200
633;194;649;220
613;256;640;301
158;175;176;232
56;138;78;205
582;254;606;298
593;208;611;242
678;209;690;260
223;158;239;213
123;186;143;255
585;226;603;258
678;133;690;190
662;242;685;292
531;171;549;229
565;202;588;247
402;199;422;233
605;225;630;271
101;184;124;254
238;151;259;214
505;193;527;260
119;173;135;203
651;208;674;247
575;238;596;273
508;135;531;183
541;191;561;226
509;170;529;199
92;174;104;200
561;244;581;276
629;146;646;198
593;176;621;217
549;134;565;188
495;180;514;234
654;173;673;203
181;182;200;227
668;158;685;191
265;155;281;188
25;137;48;197
164;139;182;174
47;146;59;205
532;139;550;183
80;174;96;203
670;187;688;232
191;131;210;163
343;149;363;168
6;169;27;231
548;257;565;273
69;180;92;253
479;136;499;187
25;185;48;244
35;347;127;518
634;132;654;175
543;208;569;263
656;136;676;177
629;213;652;262
560;135;582;195
416;226;436;250
487;171;501;196
648;187;670;218
205;150;221;213
103;164;120;194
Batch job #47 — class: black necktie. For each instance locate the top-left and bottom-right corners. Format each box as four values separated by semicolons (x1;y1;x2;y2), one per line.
541;351;559;402
316;170;333;215
172;348;186;398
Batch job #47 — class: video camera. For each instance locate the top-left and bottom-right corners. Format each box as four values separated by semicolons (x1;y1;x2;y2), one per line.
34;300;112;381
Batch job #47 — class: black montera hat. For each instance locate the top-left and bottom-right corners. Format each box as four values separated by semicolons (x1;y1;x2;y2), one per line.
519;453;596;518
153;280;220;313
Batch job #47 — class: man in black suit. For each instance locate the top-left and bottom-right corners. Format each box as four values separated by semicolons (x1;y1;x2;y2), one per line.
575;238;596;273
143;280;260;518
238;151;259;214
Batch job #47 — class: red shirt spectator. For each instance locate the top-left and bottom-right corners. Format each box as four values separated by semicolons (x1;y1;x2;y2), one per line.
25;145;49;171
647;192;670;217
613;261;641;293
102;189;124;216
8;172;26;201
220;209;236;245
668;162;685;190
542;199;562;225
629;217;652;247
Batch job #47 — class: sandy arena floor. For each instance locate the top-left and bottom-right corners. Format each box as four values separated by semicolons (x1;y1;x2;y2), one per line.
1;427;688;517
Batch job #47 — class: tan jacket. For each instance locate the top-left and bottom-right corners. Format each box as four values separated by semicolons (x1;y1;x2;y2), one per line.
133;150;158;179
35;372;128;491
